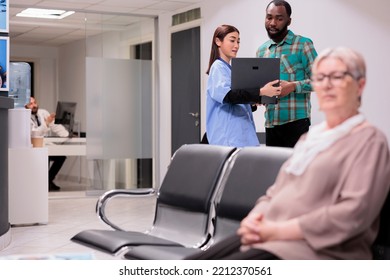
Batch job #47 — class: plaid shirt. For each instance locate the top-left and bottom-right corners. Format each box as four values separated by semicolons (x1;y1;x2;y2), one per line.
256;30;317;127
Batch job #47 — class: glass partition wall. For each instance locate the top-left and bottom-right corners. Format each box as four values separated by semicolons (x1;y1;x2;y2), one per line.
84;14;156;193
9;7;157;193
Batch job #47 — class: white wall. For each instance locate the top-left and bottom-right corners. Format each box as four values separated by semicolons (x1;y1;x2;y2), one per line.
157;0;390;180
58;40;86;132
12;41;86;132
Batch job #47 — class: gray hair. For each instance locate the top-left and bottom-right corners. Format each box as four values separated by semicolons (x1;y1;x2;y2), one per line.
312;47;366;80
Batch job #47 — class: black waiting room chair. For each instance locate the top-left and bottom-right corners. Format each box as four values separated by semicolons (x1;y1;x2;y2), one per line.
71;144;236;256
124;146;293;260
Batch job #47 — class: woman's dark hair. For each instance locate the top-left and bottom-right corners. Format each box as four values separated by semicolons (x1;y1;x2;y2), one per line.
206;24;239;75
266;0;292;17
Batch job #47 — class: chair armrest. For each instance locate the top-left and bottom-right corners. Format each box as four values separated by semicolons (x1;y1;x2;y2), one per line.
96;188;156;231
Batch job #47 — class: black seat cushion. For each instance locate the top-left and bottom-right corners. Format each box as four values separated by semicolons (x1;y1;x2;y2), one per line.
71;230;182;254
125;245;200;260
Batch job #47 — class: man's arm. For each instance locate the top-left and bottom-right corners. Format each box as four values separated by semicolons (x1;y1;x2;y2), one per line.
294;40;318;94
50;124;69;137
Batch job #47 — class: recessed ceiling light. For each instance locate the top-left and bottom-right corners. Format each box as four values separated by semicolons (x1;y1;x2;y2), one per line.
16;8;75;20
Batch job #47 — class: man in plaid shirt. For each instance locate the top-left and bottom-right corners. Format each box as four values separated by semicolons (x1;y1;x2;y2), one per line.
257;0;318;147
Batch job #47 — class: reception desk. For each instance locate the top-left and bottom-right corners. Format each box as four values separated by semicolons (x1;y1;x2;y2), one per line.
44;137;86;156
8;138;86;226
45;137;87;184
8;148;48;225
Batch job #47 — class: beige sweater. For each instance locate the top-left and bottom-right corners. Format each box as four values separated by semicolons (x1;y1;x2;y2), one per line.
248;124;390;259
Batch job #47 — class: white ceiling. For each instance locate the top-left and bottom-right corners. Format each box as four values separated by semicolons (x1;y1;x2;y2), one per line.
9;0;205;47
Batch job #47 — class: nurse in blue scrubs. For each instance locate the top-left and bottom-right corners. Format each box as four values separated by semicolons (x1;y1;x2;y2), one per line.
206;24;281;147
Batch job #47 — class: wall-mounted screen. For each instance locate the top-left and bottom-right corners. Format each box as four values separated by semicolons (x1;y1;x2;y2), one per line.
0;0;8;33
0;36;9;91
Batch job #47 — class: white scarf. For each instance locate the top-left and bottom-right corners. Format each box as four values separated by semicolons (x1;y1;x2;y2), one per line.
285;114;365;176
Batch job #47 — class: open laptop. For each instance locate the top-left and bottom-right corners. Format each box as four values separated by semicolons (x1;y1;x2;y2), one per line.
231;57;280;104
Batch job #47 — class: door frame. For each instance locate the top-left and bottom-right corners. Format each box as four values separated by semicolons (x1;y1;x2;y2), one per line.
169;19;203;154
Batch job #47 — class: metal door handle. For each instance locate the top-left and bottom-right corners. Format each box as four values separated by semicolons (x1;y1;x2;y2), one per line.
189;112;199;118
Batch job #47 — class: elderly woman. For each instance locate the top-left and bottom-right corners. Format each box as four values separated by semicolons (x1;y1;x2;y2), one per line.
188;47;390;260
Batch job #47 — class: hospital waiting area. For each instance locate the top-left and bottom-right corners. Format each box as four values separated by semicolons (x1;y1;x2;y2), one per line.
1;0;390;269
1;0;202;260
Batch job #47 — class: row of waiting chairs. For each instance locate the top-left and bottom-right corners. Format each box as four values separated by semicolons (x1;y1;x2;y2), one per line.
71;144;291;259
71;144;390;260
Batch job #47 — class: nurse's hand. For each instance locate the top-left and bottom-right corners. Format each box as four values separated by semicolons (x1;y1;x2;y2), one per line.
260;80;281;97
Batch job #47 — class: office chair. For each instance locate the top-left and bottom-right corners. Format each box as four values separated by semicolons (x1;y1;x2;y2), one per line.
71;144;236;255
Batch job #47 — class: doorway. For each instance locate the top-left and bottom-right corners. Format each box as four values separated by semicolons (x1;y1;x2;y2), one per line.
171;26;201;155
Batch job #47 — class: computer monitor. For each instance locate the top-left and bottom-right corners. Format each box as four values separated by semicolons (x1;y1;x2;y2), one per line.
55;101;77;136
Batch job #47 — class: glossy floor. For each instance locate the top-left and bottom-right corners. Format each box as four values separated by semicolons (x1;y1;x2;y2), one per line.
0;181;156;260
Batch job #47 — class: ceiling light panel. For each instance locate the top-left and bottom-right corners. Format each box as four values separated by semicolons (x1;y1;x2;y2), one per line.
16;8;75;19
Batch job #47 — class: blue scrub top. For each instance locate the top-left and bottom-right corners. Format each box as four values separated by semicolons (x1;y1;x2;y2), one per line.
206;59;259;147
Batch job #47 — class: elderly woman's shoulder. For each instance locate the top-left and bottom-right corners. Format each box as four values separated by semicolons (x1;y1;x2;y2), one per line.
358;123;389;146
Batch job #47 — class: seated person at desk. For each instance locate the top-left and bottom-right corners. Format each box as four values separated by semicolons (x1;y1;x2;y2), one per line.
25;97;68;191
186;47;390;260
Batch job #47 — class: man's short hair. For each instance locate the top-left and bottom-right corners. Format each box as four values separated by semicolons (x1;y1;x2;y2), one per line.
266;0;292;17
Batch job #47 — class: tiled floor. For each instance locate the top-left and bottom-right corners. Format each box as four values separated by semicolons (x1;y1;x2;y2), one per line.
0;181;156;260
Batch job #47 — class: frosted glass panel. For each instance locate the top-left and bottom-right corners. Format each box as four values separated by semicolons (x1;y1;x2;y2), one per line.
86;57;152;159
